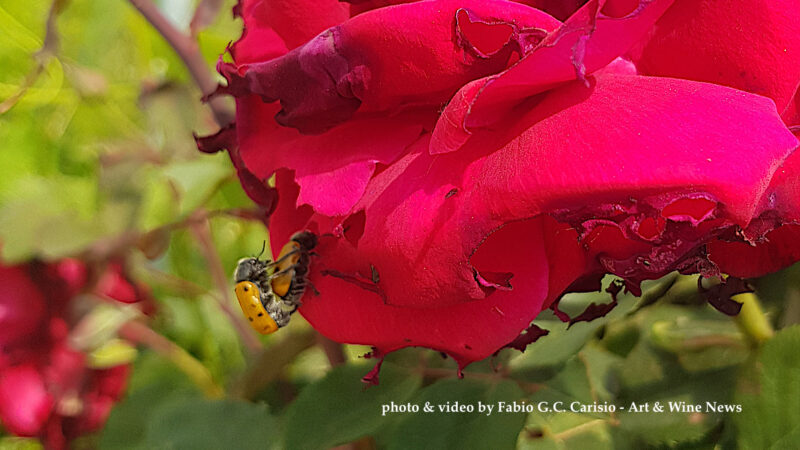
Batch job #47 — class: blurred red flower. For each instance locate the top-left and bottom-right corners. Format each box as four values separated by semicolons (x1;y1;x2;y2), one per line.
202;0;799;369
0;260;145;449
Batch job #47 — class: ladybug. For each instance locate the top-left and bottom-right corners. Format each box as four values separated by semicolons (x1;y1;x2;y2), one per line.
233;231;318;335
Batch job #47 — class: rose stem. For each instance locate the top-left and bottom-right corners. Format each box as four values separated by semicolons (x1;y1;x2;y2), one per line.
732;292;774;345
120;320;224;398
317;333;347;367
231;328;317;400
189;212;263;354
127;0;233;127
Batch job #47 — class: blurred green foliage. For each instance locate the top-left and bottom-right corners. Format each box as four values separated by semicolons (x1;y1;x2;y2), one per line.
1;1;800;449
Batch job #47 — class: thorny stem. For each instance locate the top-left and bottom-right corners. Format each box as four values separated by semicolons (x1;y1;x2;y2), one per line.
128;0;233;126
733;292;774;345
120;320;224;398
189;210;263;354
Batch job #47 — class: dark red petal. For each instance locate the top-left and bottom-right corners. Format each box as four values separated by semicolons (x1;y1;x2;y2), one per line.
568;280;623;326
515;0;587;21
0;266;47;346
699;277;750;316
43;344;86;394
194;124;236;154
783;91;799;126
344;0;417;16
92;365;131;399
76;393;114;433
709;225;800;278
500;323;549;353
632;0;800;114
95;263;139;304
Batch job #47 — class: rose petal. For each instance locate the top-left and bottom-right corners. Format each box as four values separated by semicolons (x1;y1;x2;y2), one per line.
514;0;587;21
270;73;796;364
463;74;797;226
222;0;560;134
0;365;53;437
0;266;47;346
343;0;416;16
299;217;550;366
432;0;674;153
783;92;799;126
236;97;426;216
235;0;349;51
95;263;139;304
709;225;800;278
632;0;800;114
709;139;800;278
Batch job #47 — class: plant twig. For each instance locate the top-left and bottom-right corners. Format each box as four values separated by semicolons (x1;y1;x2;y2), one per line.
231;328;317;400
120;320;224;398
317;333;347;367
128;0;233;126
0;0;66;114
733;292;774;345
84;207;261;263
189;210;262;353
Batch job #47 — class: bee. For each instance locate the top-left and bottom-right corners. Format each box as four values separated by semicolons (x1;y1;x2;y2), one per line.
233;231;317;334
269;230;317;302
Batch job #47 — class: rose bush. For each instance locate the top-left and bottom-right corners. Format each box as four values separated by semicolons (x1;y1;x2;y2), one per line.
201;0;799;371
0;260;145;449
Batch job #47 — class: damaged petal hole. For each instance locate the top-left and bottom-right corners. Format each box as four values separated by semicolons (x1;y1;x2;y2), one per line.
583;224;651;259
341;210;366;247
661;197;717;223
470;219;543;294
473;268;514;291
600;0;643;18
636;216;665;240
455;9;514;58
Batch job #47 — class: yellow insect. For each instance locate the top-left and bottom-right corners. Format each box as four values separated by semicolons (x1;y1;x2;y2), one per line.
270;231;317;301
234;281;279;334
233;231;318;335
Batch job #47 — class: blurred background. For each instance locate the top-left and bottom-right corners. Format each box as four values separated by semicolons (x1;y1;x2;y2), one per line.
1;1;799;449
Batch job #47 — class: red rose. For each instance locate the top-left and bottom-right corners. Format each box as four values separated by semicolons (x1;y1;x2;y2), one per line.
205;0;799;369
0;260;143;449
623;0;800;277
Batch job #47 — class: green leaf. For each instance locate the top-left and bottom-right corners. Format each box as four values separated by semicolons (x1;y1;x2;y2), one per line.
0;437;43;450
100;384;199;450
509;276;659;378
520;386;617;450
283;362;422;450
383;379;526;450
734;325;800;449
142;398;280;450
